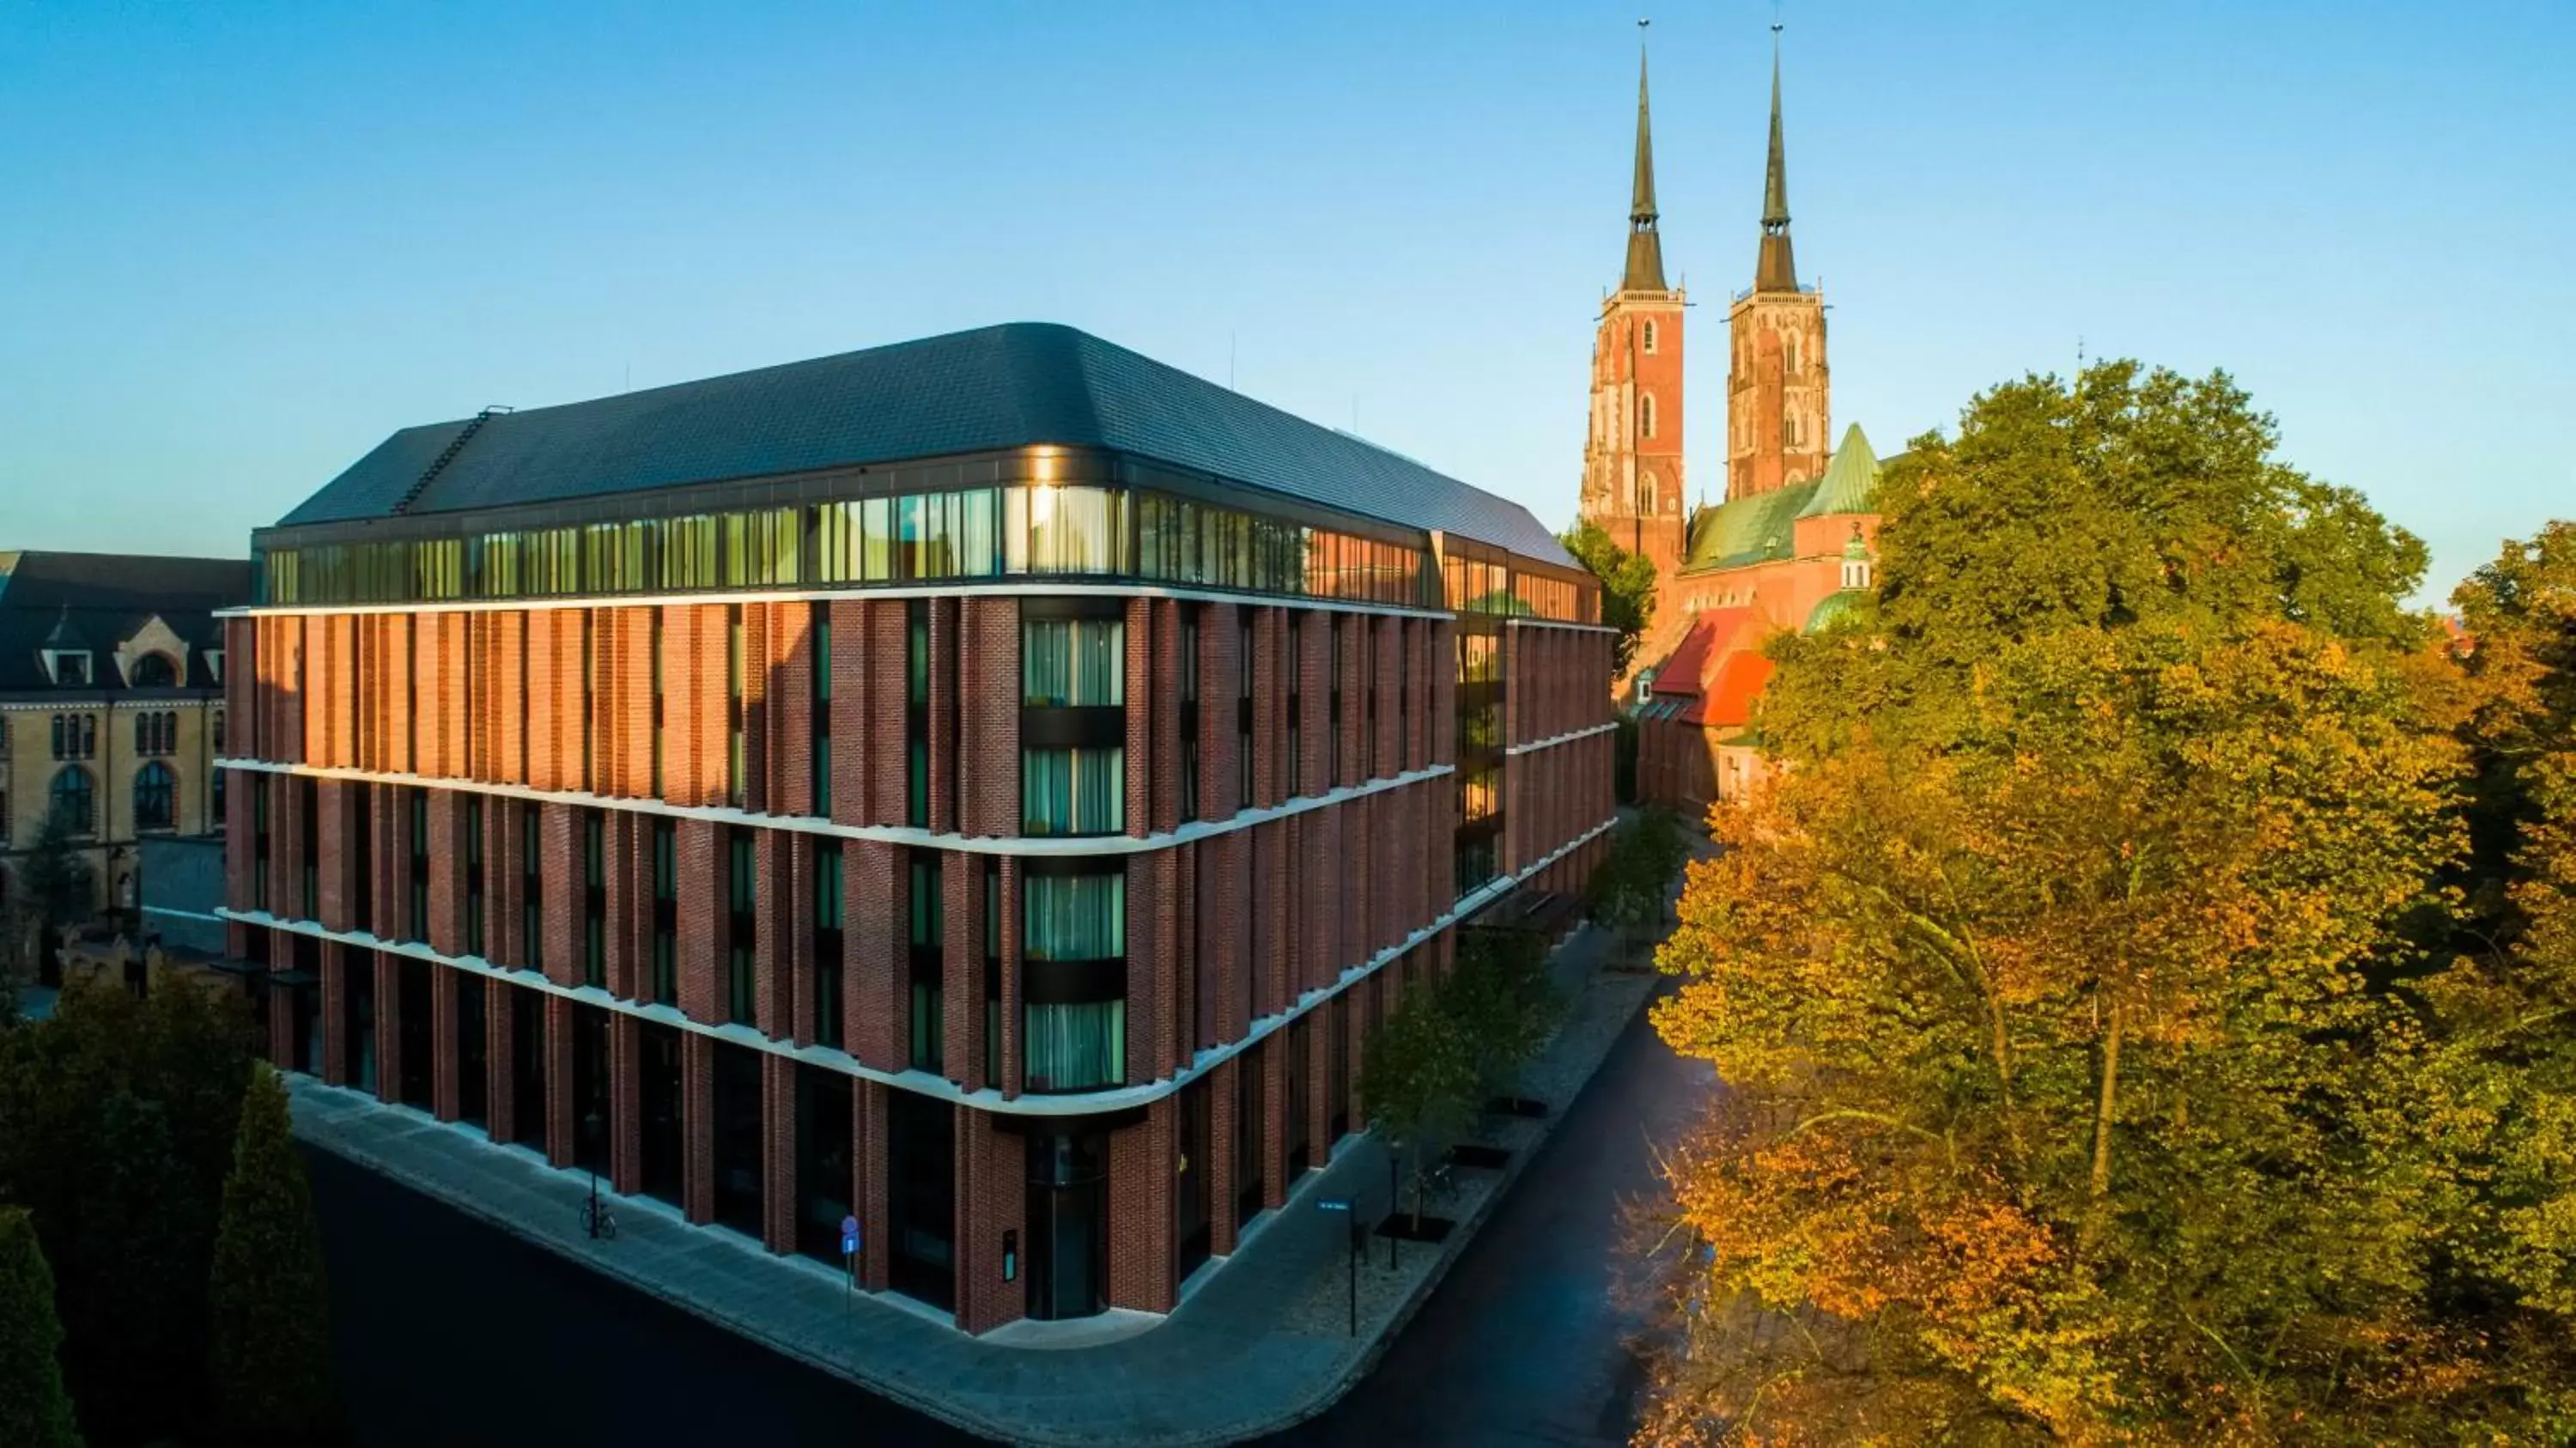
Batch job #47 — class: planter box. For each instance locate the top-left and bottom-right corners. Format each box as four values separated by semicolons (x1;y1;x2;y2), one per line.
1373;1214;1457;1244
1483;1096;1550;1120
1449;1143;1512;1171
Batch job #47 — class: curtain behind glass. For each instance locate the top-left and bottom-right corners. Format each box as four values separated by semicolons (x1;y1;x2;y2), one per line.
1024;873;1125;959
1024;1001;1125;1091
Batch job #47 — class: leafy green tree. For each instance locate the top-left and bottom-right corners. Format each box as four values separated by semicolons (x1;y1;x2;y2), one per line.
1639;362;2557;1443
0;1207;81;1448
1443;929;1561;1110
1589;807;1686;964
206;1064;340;1448
1562;520;1660;678
58;1092;197;1448
1359;984;1479;1232
13;812;93;989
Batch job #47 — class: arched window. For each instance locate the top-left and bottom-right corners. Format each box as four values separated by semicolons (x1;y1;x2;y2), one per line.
135;762;175;830
51;766;96;835
51;715;66;759
1641;319;1658;355
1640;468;1658;514
81;715;94;758
1640;392;1657;440
131;653;178;688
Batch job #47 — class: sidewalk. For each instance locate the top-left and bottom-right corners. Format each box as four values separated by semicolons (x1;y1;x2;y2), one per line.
289;918;1662;1447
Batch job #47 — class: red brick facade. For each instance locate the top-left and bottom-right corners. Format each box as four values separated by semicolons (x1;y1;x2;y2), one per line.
223;588;1612;1336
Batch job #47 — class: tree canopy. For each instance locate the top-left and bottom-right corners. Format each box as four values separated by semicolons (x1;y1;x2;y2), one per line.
207;1064;342;1448
1562;520;1660;678
0;1207;80;1448
1643;362;2576;1443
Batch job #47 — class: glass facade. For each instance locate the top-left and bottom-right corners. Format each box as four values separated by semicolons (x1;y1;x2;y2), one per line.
258;480;1596;623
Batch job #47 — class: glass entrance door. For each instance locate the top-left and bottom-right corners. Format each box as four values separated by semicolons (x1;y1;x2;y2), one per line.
1025;1127;1107;1320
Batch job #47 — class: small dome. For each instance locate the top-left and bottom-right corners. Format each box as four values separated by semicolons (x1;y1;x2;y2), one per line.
1805;588;1868;634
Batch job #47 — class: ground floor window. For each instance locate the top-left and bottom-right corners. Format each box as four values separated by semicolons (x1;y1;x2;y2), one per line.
509;985;548;1155
887;1091;956;1311
712;1041;765;1238
1235;1042;1266;1230
640;1022;685;1208
796;1064;855;1268
458;972;489;1128
572;1002;612;1177
1176;1078;1212;1287
343;952;378;1095
398;957;434;1110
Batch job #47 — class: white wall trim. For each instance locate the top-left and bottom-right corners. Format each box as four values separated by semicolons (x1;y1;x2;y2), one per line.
1504;617;1620;636
1503;721;1619;757
210;757;1455;857
217;581;1454;624
218;815;1615;1118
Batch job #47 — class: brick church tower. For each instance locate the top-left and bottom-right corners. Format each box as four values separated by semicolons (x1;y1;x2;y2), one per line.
1577;41;1688;575
1725;31;1830;501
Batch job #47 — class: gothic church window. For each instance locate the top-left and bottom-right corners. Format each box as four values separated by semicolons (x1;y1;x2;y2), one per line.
1642;319;1658;354
1640;393;1657;440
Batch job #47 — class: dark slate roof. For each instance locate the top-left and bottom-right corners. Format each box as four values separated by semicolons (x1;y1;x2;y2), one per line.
282;323;1575;566
0;551;251;693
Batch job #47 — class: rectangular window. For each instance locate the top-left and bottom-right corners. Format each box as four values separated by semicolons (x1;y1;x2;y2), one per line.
815;842;844;1049
582;811;607;988
299;776;319;919
1020;747;1125;836
1285;614;1303;799
407;788;429;939
526;806;550;978
252;776;270;912
649;609;665;798
726;829;756;1026
1021;870;1127;1093
812;603;833;818
908;851;944;1073
1020;618;1126;706
1239;618;1255;807
726;604;746;806
651;818;677;1005
464;796;484;956
906;600;930;830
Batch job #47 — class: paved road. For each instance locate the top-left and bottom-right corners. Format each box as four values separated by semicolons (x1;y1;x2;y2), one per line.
309;988;1704;1448
1261;988;1707;1448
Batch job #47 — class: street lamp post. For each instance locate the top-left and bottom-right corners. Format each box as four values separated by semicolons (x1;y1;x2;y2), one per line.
583;1107;605;1239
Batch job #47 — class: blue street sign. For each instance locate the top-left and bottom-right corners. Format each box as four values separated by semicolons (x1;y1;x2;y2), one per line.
1317;1198;1352;1212
843;1233;858;1256
841;1214;861;1258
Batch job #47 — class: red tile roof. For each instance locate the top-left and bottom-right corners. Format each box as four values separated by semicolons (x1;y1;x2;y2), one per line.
1650;606;1756;698
1680;649;1775;727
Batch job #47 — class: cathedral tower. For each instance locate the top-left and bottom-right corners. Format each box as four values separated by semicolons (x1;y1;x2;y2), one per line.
1577;40;1688;574
1724;30;1830;501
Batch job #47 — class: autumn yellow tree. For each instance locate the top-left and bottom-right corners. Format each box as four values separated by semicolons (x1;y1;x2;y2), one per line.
1638;363;2569;1442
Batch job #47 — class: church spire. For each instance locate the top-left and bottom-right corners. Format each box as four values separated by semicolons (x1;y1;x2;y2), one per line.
1622;27;1668;293
1754;23;1800;293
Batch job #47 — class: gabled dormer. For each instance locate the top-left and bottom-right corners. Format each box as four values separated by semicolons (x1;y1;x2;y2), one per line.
114;614;192;689
40;606;94;687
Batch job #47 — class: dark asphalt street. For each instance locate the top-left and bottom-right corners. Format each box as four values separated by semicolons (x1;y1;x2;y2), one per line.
310;989;1704;1448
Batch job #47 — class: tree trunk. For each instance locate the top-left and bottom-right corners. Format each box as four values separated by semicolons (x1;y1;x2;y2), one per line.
2082;999;2124;1250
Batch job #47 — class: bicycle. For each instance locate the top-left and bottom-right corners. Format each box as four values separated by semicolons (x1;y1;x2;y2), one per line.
580;1192;618;1241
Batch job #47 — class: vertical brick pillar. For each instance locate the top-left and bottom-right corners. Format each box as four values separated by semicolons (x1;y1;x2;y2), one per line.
432;964;460;1121
1106;1100;1176;1312
313;780;357;932
1208;1056;1240;1256
847;841;902;1074
493;608;526;784
223;767;252;916
615;607;655;800
774;602;814;818
942;851;986;1092
957;597;1018;839
269;770;302;922
265;951;295;1068
999;858;1024;1098
1261;1028;1290;1210
858;1080;890;1291
788;833;818;1048
319;940;349;1087
762;1051;796;1255
1125;850;1174;1086
754;826;793;1037
834;599;888;829
1176;844;1200;1059
545;993;576;1168
1337;612;1366;787
682;1031;714;1224
485;983;517;1147
676;818;723;1025
1430;618;1456;770
1299;607;1331;796
425;789;467;958
544;799;585;989
1250;606;1282;808
223;616;254;760
526;610;562;792
374;951;400;1105
611;1013;642;1194
491;795;526;970
1212;603;1247;819
1306;1001;1334;1165
1255;821;1291;1019
953;1109;1026;1335
1371;616;1400;782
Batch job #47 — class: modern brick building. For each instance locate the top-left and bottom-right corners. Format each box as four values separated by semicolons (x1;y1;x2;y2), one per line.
219;322;1616;1334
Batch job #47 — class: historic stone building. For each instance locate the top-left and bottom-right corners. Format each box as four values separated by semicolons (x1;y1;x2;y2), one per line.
1577;33;1889;817
0;551;249;965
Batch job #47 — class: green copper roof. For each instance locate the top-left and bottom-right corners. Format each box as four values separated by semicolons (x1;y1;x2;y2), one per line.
1682;478;1819;571
1806;587;1868;634
1796;423;1881;519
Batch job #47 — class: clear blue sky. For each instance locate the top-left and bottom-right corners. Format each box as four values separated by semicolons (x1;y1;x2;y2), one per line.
3;0;2568;602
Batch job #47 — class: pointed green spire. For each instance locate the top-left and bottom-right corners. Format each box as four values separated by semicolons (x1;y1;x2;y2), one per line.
1754;24;1801;293
1623;35;1668;292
